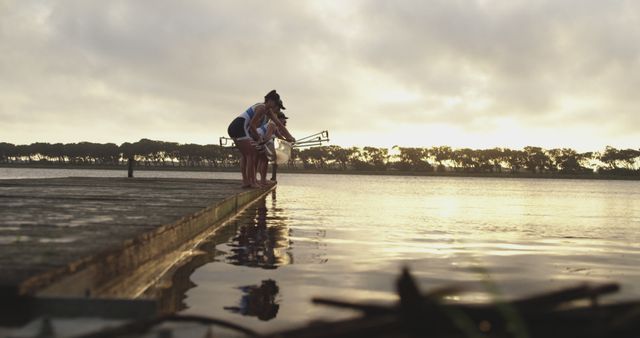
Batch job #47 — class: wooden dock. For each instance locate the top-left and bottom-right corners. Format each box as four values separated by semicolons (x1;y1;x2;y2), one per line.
0;177;273;303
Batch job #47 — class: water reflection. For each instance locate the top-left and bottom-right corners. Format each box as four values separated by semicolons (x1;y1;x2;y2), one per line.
223;279;280;321
152;191;293;316
152;240;221;314
225;195;292;269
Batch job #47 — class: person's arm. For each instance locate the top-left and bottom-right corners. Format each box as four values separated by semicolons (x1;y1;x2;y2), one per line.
273;128;282;140
265;108;295;143
274;127;286;140
249;106;266;141
263;123;276;141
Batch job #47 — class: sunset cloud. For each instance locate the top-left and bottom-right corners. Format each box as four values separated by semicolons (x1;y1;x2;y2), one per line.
1;0;638;151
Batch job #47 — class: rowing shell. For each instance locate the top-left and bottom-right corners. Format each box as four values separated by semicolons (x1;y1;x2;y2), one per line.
274;139;292;164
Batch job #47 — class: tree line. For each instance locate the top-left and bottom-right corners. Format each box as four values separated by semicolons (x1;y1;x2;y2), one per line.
0;139;239;168
1;139;639;176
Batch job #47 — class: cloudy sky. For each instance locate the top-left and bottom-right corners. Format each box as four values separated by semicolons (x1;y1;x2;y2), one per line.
1;0;638;151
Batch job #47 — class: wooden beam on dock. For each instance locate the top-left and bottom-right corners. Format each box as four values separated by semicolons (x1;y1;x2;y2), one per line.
0;177;274;300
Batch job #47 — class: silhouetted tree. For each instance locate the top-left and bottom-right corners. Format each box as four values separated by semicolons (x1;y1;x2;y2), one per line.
358;147;388;170
482;148;507;172
326;145;354;170
3;140;639;177
451;148;479;172
393;146;432;171
503;148;526;173
524;146;551;173
306;147;328;169
429;146;453;172
553;148;592;174
0;142;16;163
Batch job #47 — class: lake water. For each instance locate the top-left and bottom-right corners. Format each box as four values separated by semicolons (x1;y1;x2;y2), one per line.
2;168;640;334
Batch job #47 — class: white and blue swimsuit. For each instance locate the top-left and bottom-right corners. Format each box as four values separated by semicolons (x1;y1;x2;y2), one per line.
227;103;268;141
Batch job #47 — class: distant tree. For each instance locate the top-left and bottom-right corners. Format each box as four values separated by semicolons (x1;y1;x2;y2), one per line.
554;148;592;173
313;146;330;169
393;146;432;171
27;142;48;162
298;147;328;169
0;142;16;163
297;147;313;169
482;147;508;172
203;144;224;167
524;146;551;173
472;149;495;172
598;146;640;175
360;147;389;170
618;148;640;169
288;148;300;169
179;143;205;167
597;146;640;170
545;148;563;172
163;142;180;166
599;146;620;169
49;143;66;164
450;148;479;172
3;140;637;177
503;148;526;173
326;145;354;170
63;143;90;164
429;146;453;172
349;148;370;171
14;145;30;162
119;142;135;164
218;146;240;167
136;139;165;165
95;143;120;165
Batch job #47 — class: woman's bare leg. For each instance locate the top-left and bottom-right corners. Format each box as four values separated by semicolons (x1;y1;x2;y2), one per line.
257;155;268;185
247;150;258;187
239;156;247;185
236;140;258;188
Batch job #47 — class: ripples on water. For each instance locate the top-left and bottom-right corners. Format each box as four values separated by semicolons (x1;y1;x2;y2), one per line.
2;169;640;332
180;174;640;332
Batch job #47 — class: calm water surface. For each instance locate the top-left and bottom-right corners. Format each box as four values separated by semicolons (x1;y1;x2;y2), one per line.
2;168;640;333
180;173;640;333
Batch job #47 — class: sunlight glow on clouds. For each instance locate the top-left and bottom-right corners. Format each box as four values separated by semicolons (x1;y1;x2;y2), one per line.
0;0;638;152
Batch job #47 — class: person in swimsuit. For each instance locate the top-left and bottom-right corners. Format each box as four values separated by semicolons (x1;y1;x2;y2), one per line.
256;112;289;185
227;90;294;188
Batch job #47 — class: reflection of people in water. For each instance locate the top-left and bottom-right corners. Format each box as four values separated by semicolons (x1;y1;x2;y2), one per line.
147;239;227;314
224;279;280;321
147;195;296;314
227;198;291;268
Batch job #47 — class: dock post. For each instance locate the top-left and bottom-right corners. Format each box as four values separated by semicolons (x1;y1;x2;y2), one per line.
127;158;134;178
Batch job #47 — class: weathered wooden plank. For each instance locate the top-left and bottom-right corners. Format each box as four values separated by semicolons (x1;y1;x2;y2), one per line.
0;177;273;297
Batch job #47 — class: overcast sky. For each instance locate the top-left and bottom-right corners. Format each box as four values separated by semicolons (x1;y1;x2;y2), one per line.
1;0;638;151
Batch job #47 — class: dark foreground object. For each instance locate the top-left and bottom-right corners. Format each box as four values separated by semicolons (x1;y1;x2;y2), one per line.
283;269;640;338
68;268;640;338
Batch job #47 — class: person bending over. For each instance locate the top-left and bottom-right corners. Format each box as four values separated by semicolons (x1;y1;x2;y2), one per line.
227;90;294;188
256;112;289;185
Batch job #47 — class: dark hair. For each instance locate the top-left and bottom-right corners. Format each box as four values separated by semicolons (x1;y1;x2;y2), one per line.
265;90;286;109
265;90;280;102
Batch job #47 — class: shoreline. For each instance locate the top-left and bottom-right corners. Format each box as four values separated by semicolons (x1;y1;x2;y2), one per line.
1;163;639;181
